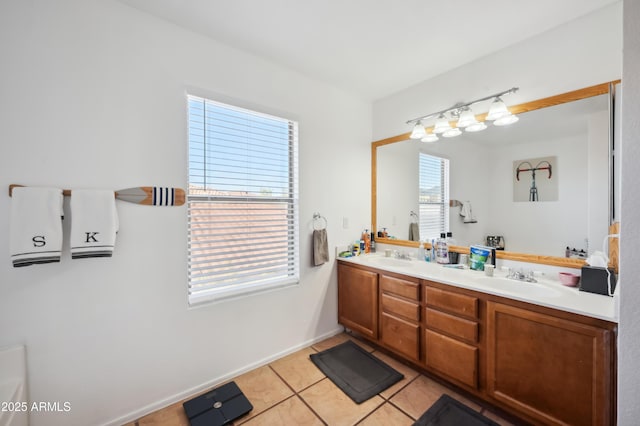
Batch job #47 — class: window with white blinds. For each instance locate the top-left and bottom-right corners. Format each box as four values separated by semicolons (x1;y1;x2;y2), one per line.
187;95;299;305
418;153;450;241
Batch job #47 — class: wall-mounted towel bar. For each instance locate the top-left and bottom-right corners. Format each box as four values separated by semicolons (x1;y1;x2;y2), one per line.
8;184;185;206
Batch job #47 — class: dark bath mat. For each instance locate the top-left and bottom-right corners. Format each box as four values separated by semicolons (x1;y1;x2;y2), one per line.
309;339;403;404
413;394;500;426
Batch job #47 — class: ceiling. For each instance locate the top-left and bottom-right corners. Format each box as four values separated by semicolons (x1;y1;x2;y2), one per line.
118;0;619;101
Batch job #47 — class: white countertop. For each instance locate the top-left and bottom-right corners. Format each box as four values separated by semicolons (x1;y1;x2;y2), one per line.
338;254;617;323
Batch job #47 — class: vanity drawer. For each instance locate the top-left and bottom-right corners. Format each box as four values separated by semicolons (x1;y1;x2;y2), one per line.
381;275;420;301
425;286;478;319
382;293;420;322
426;308;478;343
425;329;478;388
381;312;420;362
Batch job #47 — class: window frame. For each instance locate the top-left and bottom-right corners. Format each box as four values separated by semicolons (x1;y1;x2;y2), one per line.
186;94;300;306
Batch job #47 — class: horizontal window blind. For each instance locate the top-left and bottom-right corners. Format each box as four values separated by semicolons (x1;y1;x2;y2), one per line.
419;153;449;241
187;95;299;305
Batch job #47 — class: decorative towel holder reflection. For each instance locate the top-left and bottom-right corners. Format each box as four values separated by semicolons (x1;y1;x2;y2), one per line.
313;212;327;230
8;184;186;206
410;211;418;224
450;200;462;207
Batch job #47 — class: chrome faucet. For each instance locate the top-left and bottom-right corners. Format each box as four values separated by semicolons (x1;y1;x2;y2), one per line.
506;268;538;283
393;250;412;260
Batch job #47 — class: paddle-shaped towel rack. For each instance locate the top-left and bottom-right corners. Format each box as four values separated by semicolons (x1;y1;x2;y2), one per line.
8;184;185;206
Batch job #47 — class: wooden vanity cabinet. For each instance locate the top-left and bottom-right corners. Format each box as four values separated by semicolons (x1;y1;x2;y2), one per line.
423;284;481;389
336;261;617;425
486;302;615;426
337;263;378;340
379;274;421;362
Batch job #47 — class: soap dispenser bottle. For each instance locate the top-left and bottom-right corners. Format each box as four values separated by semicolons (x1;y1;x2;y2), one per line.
436;233;449;264
362;229;371;254
418;240;425;262
370;231;376;253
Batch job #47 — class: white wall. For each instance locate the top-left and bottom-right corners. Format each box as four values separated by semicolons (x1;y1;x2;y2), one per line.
0;1;371;425
618;0;640;423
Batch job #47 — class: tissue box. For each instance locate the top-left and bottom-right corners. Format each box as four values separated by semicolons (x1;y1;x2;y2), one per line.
579;266;617;296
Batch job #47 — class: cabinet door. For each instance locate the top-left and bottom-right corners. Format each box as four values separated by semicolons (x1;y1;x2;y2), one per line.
338;264;378;339
425;329;478;389
487;302;613;426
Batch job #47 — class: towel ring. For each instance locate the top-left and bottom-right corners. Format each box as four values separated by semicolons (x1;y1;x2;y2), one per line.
410;211;419;224
313;212;327;230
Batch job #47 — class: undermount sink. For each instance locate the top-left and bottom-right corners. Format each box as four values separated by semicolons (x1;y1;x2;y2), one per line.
477;277;562;298
360;256;414;268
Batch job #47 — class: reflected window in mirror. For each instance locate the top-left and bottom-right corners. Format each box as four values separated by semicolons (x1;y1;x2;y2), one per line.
419;153;450;241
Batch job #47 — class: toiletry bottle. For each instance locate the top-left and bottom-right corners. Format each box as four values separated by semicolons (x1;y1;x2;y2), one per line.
430;239;436;262
363;229;371;254
418;240;425;262
436;233;449;264
370;232;376;253
446;231;456;246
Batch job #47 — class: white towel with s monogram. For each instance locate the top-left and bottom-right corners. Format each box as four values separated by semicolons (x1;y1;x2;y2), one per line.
10;187;64;267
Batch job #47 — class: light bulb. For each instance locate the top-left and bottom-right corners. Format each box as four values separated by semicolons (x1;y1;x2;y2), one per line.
433;114;452;134
410;121;426;139
486;97;510;121
465;121;488;132
443;128;462;138
421;133;439;143
494;114;519;126
456;109;478;128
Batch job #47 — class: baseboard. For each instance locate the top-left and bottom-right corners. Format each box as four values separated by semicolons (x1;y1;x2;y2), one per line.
103;326;344;426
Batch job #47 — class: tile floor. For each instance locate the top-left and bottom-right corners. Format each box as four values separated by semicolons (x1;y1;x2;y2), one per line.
127;333;516;426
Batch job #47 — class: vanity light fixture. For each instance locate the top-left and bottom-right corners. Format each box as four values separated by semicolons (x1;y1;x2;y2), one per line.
406;87;519;142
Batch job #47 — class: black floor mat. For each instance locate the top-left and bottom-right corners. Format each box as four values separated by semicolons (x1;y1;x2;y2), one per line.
309;340;403;404
413;394;500;426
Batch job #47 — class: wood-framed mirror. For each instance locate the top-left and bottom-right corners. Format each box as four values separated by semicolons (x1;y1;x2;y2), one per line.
372;80;620;269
